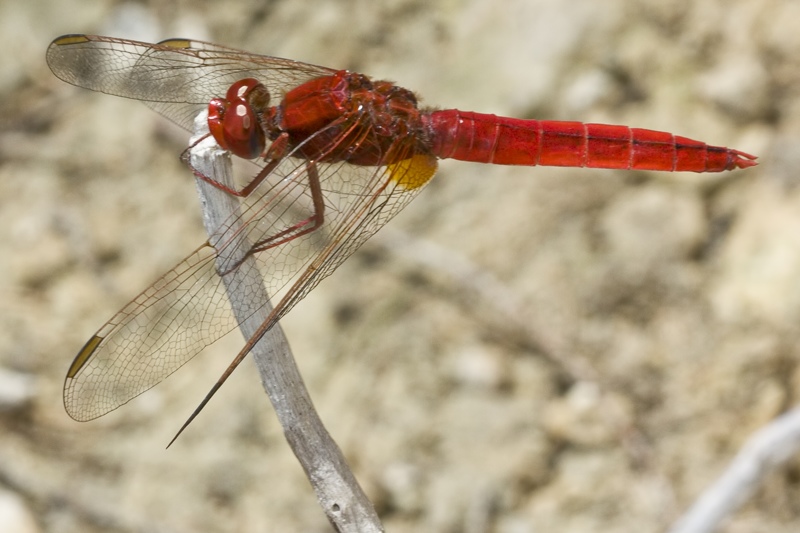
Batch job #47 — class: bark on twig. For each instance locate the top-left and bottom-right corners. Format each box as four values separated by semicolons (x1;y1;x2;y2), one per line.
190;115;383;532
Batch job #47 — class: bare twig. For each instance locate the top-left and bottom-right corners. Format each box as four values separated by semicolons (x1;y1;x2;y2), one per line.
668;405;800;533
190;114;383;532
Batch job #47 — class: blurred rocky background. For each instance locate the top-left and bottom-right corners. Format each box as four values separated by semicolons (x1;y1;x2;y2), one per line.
0;0;797;531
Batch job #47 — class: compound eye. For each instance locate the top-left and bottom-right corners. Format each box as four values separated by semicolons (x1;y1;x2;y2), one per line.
207;79;268;159
207;98;230;151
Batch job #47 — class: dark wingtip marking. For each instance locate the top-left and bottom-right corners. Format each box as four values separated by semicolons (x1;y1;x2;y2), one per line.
52;34;91;46
158;38;193;49
67;335;103;378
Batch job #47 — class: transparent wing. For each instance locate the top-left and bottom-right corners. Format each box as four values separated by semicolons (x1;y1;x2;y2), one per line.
63;115;438;420
46;34;336;131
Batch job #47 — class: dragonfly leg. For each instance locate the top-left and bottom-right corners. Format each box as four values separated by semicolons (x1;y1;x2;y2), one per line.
215;159;326;277
236;133;292;197
249;159;326;254
182;133;290;197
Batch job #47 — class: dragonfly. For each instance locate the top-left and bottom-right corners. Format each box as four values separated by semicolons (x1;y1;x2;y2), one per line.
46;34;757;443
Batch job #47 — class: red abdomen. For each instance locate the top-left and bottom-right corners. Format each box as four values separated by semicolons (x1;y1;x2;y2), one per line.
423;110;756;172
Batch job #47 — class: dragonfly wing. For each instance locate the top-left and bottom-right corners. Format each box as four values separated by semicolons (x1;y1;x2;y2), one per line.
46;34;336;131
238;146;440;329
64;243;236;420
65;150;436;421
64;105;438;421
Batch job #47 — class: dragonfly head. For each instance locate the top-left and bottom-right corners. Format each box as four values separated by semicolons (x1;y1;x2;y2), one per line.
208;78;270;159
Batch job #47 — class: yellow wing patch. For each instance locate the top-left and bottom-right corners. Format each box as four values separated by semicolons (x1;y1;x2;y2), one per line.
388;154;438;191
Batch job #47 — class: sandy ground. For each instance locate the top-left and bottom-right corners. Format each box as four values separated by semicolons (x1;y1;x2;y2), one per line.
1;0;799;532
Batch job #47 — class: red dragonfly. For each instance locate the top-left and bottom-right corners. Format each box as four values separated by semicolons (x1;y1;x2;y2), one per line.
46;34;757;440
